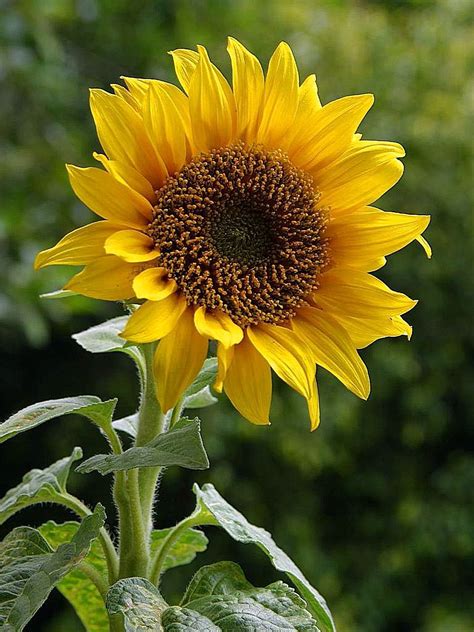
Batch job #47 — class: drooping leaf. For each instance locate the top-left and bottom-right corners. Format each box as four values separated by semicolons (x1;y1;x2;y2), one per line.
164;562;320;631
150;527;208;573
113;413;138;438
0;396;117;444
39;521;109;632
0;447;82;526
184;358;218;398
192;484;335;632
72;316;143;367
0;504;106;631
183;385;218;410
77;418;209;475
106;577;167;632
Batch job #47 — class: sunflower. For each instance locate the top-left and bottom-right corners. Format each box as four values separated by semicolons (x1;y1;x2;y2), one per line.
35;38;431;429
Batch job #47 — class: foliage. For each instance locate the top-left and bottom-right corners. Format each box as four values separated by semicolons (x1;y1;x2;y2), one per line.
0;0;472;630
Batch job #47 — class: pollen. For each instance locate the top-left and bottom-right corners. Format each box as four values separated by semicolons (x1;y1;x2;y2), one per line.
148;143;329;327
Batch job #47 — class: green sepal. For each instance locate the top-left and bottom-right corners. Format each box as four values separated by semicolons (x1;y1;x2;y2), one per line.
0;504;106;631
0;396;117;444
0;447;82;526
77;418;209;475
112;413;138;438
39;520;109;632
191;484;336;632
184;358;217;398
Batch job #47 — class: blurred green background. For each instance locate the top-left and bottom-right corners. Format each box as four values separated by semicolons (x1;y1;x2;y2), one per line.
1;0;473;630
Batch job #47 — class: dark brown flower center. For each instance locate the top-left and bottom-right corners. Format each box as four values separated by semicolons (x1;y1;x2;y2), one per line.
148;143;329;327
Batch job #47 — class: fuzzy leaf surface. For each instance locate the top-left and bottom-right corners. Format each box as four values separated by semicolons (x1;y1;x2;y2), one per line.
184;358;218;398
0;505;105;631
77;418;209;475
0;447;82;526
73;316;143;366
106;577;167;631
193;484;335;632
183;385;218;410
0;396;117;443
39;520;108;632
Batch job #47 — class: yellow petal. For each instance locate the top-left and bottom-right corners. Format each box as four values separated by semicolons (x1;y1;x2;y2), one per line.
169;48;200;94
224;333;271;425
214;343;234;393
93;153;156;202
308;378;320;431
120;294;187;343
328;206;431;270
64;255;138;300
34;221;120;269
144;82;188;174
289;94;374;171
227;37;264;142
292;306;370;399
133;267;177;301
313;268;417;319
247;324;314;399
154;308;208;412
281;74;321;152
257;42;299;148
330;313;413;349
111;84;140;111
416;234;432;258
315;140;405;214
188;46;236;152
104;230;159;262
89;89;167;187
67;165;152;228
194;307;243;348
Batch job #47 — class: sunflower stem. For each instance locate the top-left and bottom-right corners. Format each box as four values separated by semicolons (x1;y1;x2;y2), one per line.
117;342;165;580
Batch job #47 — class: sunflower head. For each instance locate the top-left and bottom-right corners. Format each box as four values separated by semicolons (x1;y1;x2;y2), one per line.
35;38;431;429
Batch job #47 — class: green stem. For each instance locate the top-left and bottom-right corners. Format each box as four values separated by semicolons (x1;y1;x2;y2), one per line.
60;493;119;584
149;514;203;585
77;560;109;601
134;343;166;536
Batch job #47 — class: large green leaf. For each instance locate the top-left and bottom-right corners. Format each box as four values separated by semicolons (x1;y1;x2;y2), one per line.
106;577;167;632
166;561;319;631
0;396;117;443
0;447;82;526
39;521;109;632
77;418;209;475
150;527;208;573
192;484;335;632
106;562;319;631
72;316;143;367
0;505;105;631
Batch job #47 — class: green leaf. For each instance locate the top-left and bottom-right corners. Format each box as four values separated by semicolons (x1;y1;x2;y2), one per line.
192;484;335;632
72;316;143;367
150;527;208;573
0;447;82;526
0;396;117;444
106;577;167;632
39;521;109;632
184;358;217;398
183;385;218;410
163;561;320;631
77;418;209;475
113;413;138;438
0;504;106;631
